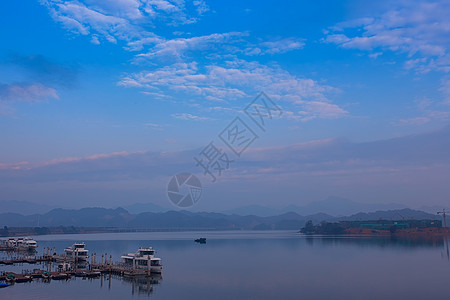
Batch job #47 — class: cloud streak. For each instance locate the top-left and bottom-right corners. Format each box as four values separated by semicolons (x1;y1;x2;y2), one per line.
0;82;59;103
324;0;450;73
1;125;449;207
171;113;213;121
120;59;347;120
2;125;449;178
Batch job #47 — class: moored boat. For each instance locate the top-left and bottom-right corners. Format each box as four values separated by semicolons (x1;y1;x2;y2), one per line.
64;242;89;261
6;238;16;248
6;237;38;251
121;247;162;273
50;272;71;280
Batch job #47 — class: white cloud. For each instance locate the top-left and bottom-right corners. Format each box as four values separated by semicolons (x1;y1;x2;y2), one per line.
171;113;212;121
324;1;450;73
119;59;347;121
395;117;431;126
0;82;59;115
146;0;181;13
136;32;247;60
245;37;305;55
369;52;383;59
39;0;201;49
298;101;348;120
395;91;450;126
40;1;343;123
85;0;143;20
0;82;59;103
135;34;306;62
193;0;209;15
143;122;165;130
90;34;100;44
41;1;306;59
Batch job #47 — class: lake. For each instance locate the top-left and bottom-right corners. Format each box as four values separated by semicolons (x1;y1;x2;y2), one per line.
1;231;450;300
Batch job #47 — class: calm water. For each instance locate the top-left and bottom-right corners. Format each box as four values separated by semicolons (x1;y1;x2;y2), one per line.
1;231;450;300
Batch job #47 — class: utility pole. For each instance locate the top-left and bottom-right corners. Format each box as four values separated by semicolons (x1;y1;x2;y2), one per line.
437;209;447;228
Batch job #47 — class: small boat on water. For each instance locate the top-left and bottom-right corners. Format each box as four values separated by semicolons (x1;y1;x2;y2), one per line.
42;271;50;280
64;243;89;261
121;247;162;273
6;237;38;250
5;273;32;283
73;270;101;278
50;272;71;280
194;238;206;244
0;282;10;288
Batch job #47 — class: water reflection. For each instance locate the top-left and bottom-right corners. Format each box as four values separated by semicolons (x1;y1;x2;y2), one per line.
98;272;161;296
2;232;450;300
124;274;162;296
442;235;449;260
303;234;446;249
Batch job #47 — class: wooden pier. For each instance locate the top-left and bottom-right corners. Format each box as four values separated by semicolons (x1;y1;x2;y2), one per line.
90;263;158;277
1;254;161;285
1;264;159;284
0;257;48;265
0;269;100;283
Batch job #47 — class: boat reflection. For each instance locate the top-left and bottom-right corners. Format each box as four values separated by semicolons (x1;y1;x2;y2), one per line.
99;272;162;296
442;235;449;260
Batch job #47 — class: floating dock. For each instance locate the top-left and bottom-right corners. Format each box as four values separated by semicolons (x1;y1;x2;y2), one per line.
1;255;161;284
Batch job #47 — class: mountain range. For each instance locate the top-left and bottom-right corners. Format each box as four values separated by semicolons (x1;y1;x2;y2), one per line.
222;197;409;217
0;207;441;231
3;196;437;217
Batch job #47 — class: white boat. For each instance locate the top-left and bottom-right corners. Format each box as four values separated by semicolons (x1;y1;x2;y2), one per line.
121;247;162;273
64;243;89;261
6;238;16;248
15;237;38;250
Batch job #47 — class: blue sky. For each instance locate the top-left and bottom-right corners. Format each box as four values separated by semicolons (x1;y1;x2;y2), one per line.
1;0;450;211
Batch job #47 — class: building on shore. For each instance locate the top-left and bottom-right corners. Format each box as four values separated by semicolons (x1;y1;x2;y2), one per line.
340;219;442;230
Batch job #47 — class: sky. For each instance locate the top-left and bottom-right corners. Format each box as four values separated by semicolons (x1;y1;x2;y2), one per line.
0;0;450;211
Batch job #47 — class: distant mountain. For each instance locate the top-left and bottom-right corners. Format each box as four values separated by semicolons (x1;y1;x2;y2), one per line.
0;200;57;215
284;196;407;216
0;207;130;227
120;202;169;214
0;206;441;232
222;205;281;217
222;197;408;217
0;207;332;230
0;200;170;215
416;205;450;215
338;208;439;221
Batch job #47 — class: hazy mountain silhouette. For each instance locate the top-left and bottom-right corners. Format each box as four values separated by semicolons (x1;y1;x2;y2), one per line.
223;196;407;217
120;202;169;214
287;196;407;216
0;207;440;231
1;200;57;215
338;208;439;221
